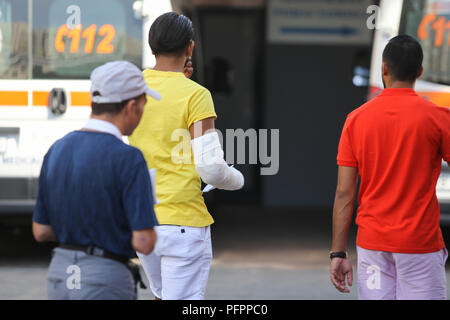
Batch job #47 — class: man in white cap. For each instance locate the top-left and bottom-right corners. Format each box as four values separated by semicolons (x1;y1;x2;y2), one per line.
32;61;161;300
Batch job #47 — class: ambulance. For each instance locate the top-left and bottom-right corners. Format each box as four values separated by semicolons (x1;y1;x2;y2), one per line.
369;0;450;223
0;0;173;212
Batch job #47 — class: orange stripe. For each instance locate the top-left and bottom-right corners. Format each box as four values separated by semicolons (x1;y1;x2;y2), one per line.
32;91;49;106
417;91;450;108
70;91;91;106
0;91;28;106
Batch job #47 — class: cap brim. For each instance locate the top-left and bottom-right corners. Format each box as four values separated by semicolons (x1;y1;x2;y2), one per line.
145;86;162;101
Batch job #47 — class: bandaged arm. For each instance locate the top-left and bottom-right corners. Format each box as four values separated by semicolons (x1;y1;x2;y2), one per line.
191;132;244;190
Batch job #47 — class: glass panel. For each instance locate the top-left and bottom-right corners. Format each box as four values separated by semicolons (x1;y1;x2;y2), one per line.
402;0;450;85
0;0;29;79
33;0;142;79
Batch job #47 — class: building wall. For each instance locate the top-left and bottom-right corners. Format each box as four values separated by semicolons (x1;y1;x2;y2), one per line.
262;45;371;208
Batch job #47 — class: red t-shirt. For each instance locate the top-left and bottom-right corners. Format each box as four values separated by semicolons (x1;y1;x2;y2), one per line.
337;88;450;253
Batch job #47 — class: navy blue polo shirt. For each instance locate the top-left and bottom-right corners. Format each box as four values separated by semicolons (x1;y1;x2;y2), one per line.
33;131;158;258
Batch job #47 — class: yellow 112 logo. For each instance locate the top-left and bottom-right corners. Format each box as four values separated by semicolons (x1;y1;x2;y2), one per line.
54;24;116;54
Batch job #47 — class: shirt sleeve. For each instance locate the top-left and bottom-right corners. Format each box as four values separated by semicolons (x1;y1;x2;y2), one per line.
440;108;450;162
32;153;50;225
121;157;158;231
187;88;218;129
337;119;358;168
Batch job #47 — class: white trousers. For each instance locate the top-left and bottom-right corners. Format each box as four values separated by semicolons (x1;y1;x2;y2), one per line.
137;225;213;300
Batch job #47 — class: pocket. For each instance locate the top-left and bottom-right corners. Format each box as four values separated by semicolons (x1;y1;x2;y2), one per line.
442;248;448;265
183;226;211;260
155;225;190;258
183;226;205;242
47;278;66;300
204;225;211;241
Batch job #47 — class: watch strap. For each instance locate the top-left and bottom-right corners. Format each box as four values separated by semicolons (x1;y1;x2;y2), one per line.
329;251;347;259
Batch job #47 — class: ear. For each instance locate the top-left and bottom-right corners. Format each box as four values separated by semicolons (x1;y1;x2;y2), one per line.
123;99;136;116
417;66;423;79
187;40;195;57
382;61;389;77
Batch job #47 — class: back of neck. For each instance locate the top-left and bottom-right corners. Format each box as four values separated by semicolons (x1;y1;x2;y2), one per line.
153;56;186;73
386;81;415;89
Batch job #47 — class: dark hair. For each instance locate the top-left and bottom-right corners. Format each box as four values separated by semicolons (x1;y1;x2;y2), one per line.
148;12;194;56
382;35;423;82
91;91;144;115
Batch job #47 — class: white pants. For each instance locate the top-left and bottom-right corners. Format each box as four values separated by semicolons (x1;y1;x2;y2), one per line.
137;225;213;300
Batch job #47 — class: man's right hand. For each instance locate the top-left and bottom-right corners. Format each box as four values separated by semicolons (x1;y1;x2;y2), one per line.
330;257;353;293
32;222;56;242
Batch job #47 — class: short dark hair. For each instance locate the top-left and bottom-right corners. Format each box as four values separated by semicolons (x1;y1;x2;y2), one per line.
148;12;194;56
382;35;423;82
91;92;144;115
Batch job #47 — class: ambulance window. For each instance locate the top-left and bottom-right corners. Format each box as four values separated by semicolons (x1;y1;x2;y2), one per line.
32;0;142;79
400;0;450;85
0;0;29;79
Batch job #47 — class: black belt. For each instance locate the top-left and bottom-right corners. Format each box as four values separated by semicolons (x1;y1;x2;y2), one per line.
58;244;147;289
59;244;129;264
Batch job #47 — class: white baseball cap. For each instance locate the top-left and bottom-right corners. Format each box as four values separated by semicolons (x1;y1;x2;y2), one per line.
90;61;161;103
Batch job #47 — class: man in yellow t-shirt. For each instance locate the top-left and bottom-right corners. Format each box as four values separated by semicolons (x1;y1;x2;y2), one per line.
129;12;244;300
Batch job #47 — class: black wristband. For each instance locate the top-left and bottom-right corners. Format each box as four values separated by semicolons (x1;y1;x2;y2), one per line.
329;251;347;259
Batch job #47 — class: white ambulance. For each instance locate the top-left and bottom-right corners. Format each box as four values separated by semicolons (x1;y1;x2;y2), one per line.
0;0;172;212
369;0;450;223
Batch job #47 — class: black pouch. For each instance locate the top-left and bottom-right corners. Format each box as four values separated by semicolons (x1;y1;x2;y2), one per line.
127;261;147;290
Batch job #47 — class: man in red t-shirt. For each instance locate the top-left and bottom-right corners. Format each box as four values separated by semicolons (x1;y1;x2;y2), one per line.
329;35;450;300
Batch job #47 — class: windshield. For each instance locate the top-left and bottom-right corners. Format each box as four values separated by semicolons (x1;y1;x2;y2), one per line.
0;0;29;79
32;0;142;79
400;0;450;85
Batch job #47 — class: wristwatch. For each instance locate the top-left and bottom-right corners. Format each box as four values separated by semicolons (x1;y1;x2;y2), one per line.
329;251;347;260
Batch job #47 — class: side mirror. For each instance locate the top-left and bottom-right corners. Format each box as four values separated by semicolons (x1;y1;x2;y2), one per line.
132;0;144;19
352;66;370;87
49;88;67;115
352;50;371;88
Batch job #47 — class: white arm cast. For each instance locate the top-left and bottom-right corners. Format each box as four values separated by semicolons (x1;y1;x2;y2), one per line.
191;132;244;190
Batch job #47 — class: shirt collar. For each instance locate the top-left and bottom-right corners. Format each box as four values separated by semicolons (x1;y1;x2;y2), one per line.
379;88;417;97
82;119;122;140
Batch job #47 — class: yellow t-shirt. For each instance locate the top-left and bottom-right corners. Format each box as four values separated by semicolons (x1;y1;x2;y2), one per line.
129;69;217;227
